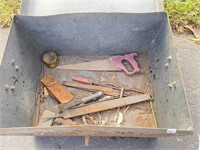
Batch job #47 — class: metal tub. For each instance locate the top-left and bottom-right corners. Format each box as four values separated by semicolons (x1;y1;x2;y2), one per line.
0;12;193;136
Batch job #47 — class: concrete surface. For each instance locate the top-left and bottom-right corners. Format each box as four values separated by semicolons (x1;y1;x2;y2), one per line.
21;0;163;16
0;28;200;149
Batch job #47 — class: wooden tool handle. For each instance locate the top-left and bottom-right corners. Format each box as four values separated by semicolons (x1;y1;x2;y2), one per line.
72;77;93;84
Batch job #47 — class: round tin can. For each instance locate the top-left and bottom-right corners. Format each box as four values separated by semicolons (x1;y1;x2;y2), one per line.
43;51;59;68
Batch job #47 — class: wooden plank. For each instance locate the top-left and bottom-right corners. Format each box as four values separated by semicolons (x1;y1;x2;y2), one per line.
63;82;119;97
0;126;192;137
38;110;55;126
56;59;120;71
62;94;151;119
41;76;73;103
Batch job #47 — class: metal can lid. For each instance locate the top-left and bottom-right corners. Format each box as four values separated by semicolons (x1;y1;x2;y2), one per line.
43;51;59;68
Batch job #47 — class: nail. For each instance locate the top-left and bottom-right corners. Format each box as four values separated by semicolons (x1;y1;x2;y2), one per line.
167;56;172;61
15;65;20;71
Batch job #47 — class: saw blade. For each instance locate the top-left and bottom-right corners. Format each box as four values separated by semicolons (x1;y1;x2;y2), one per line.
56;59;120;71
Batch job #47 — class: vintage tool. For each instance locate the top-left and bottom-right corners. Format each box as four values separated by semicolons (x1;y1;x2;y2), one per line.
54;91;104;113
45;94;151;119
41;76;73;103
63;82;120;97
43;51;59;68
56;91;104;112
72;76;144;94
57;53;141;75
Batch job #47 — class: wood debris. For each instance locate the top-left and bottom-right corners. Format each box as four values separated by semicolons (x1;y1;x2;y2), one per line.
114;112;123;127
43;87;49;98
54;118;79;126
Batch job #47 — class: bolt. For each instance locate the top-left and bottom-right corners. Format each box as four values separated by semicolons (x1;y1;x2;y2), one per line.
172;81;176;87
168;81;176;89
164;63;169;68
167;56;172;61
4;84;9;91
15;65;20;71
10;85;15;91
11;59;16;65
168;83;173;88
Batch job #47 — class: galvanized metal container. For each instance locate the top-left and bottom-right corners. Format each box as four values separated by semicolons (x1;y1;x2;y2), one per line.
0;12;193;136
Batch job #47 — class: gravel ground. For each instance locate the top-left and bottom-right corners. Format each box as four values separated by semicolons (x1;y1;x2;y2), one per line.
0;29;199;150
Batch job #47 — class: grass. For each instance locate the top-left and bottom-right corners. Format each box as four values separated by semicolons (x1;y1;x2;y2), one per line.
0;0;21;28
164;0;200;33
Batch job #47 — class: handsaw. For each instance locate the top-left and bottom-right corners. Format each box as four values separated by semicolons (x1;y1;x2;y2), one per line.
56;53;141;75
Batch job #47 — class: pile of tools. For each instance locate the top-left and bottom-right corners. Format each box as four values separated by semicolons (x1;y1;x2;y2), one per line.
37;52;155;127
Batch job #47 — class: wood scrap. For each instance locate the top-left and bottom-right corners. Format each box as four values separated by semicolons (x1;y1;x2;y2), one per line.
82;115;88;125
120;87;124;98
41;76;73;103
114;112;123;127
101;118;108;126
54;118;79;126
63;81;120;97
86;115;96;125
43;87;49;98
38;110;55;126
85;136;90;147
33;81;42;126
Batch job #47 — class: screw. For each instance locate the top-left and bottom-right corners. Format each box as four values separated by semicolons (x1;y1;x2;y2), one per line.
164;63;169;68
15;65;20;71
167;56;172;61
10;85;15;91
4;84;9;91
11;59;16;65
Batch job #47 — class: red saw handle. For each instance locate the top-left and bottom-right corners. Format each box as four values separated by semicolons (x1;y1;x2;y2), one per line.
72;77;93;84
109;53;140;75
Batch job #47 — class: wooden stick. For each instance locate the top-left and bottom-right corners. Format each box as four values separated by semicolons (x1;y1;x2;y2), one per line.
32;83;41;126
85;136;90;147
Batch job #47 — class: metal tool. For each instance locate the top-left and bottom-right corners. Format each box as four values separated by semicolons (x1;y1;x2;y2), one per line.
55;91;104;112
72;76;145;94
66;91;104;108
56;53;141;75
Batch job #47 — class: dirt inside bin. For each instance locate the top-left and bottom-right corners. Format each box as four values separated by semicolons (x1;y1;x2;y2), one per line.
37;55;155;128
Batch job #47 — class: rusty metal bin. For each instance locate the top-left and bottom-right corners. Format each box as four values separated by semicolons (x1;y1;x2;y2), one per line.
0;12;193;136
